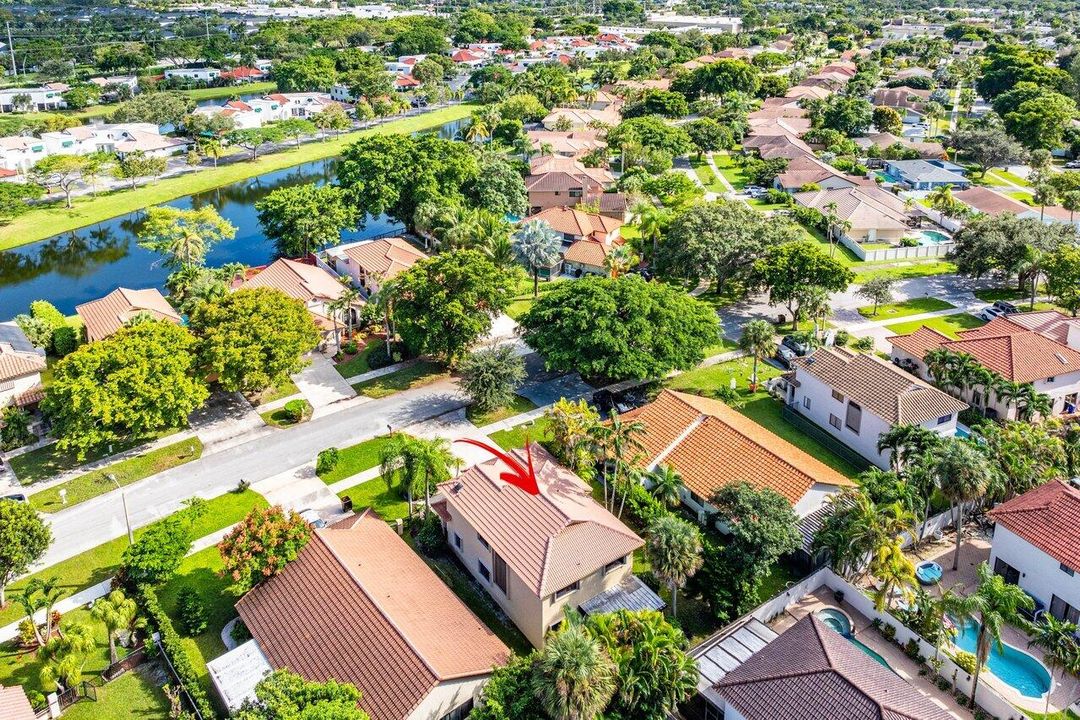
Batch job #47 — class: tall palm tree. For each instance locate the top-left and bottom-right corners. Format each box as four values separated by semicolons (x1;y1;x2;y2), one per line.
1061;190;1080;223
17;576;63;648
532;615;617;720
632;201;669;262
465;117;489;143
1028;615;1080;717
379;434;453;516
648;465;683;508
961;562;1035;708
591;414;646;514
513;219;562;297
646;514;704;617
929;583;971;663
91;589;137;664
931;440;997;571
869;537;916;611
738;319;775;389
1016;383;1052;421
484;233;516;272
603;244;638;278
877;424;942;474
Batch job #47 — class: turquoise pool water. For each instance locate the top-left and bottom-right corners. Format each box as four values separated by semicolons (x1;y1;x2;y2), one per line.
816;609;895;672
915;230;952;245
952;620;1051;697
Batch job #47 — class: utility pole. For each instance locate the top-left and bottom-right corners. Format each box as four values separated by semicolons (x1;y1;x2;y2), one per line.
204;12;210;42
5;22;15;78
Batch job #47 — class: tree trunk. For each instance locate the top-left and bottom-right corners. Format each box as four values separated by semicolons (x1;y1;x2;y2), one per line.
919;496;932;542
951;503;964;571
0;583;5;608
751;354;759;385
108;632;118;665
970;633;987;708
64;190;72;209
533;270;539;298
671;582;678;618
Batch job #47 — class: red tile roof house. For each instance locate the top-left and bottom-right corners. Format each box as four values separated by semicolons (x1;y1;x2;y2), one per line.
75;286;182;343
0;685;35;720
323;237;428;297
525;154;615;215
431;446;660;648
988;480;1080;625
238;257;353;349
223;510;509;719
0;322;47;413
522;206;625;278
888;313;1080;420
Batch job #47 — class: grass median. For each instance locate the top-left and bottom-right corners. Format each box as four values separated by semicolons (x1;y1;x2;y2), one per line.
0;103;476;250
317;435;394;485
351;361;449;399
884;312;986;339
10;429;179;485
857;297;955;320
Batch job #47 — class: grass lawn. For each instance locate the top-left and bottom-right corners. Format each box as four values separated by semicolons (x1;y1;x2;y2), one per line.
973;170;1011;188
973;287;1027;303
797;222;862;266
703;337;740;357
987;168;1030;187
335;476;409;521
853;261;957;282
317;435;394;484
259;400;313;429
488;415;554;451
507;278;562;321
712;152;749;190
747;197;788;211
689;156;725;193
10;429;180;485
737;395;862;478
884;312;986;339
334;338;388;378
243;379;299;407
665;355;782;397
351;361;449;399
0;607;113;698
0;103;476;250
0;489;267;629
856;297;956;319
63;664;171;720
465;395;538;427
29;438;203;513
181;81;277;101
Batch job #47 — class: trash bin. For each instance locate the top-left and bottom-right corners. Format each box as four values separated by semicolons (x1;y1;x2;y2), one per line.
341;496;353;513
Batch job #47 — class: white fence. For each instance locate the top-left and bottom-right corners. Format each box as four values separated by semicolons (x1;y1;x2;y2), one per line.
839;233;955;262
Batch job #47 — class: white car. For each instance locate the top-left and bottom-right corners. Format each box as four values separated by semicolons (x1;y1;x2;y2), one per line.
979;306;1006;321
297;508;328;528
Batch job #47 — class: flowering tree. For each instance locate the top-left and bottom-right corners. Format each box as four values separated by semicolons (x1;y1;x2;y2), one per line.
218;506;312;592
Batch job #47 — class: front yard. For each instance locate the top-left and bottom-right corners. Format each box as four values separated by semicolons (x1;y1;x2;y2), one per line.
333;337;389;379
884;312;986;339
465;395;538;427
857;297;956;320
317;435;393;484
487;415;555;451
351;361;449;399
335;477;409;522
10;429;180;485
713;152;750;190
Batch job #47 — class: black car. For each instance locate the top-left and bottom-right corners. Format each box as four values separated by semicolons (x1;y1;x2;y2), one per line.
776;335;813;366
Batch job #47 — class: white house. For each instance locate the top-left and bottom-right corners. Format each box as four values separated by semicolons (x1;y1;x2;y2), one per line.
267;92;342;118
41;123;191;159
988;480;1080;624
0;136;48;173
787;347;968;469
322;237;427;296
0;86;66;113
0;322;46;411
163;67;222;83
193;97;288;129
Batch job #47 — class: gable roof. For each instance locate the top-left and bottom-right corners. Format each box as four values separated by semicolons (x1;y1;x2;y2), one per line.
886;159;968;184
989;480;1080;571
434;446;643;595
954;186;1034;217
76;287;182;343
0;322;48;384
0;685;35;720
526;155;613;191
240;258;345;304
620;390;853;507
794;186;913;231
715;614;954;720
526;206;623;238
741;133;815;160
236;510;508;720
873;86;931;111
791;347;967;425
775;154;858;190
342;237;427;280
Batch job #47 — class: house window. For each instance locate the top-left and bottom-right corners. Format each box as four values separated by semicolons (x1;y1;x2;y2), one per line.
493;552;508;595
1048;376;1056;383
603;556;627;575
554;581;580;600
688;491;705;507
829;414;842;430
1061;563;1075;577
845;401;862;434
993;557;1020;585
478;560;491;582
831;390;844;402
439;700;474;720
803;396;811;410
1051;595;1080;624
937;415;952;425
477;533;490;551
569;188;583;198
453;532;462;550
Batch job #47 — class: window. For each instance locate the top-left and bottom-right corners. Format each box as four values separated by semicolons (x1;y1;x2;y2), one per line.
554;581;580;600
831;389;844;402
493;552;508;594
688;491;705;507
829;414;841;430
1061;563;1076;577
1051;595;1080;624
477;533;490;551
802;396;811;410
993;557;1020;585
439;700;474;720
477;561;490;582
603;556;627;575
569;188;583;198
1048;376;1056;383
937;415;952;425
453;532;462;550
845;401;862;434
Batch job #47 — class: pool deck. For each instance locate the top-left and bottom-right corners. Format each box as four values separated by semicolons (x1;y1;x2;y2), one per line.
769;589;973;719
909;533;1080;715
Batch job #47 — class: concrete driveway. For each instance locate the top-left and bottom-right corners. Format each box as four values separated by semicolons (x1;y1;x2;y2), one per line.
295;353;356;410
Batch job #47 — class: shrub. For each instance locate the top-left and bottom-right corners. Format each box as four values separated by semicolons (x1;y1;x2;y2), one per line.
413;513;444;555
935;676;952;691
51;325;79;357
0;406;35;451
764;188;791;205
176;587;208;636
952;650;977;674
17;618;37;647
120;515;192;586
25;691;45;711
904;638;921;661
834;329;850;346
316;447;339;475
714;386;740;404
900;237;919;247
881;623;896;641
230;618;252;644
852;336;875;352
366;347;397;370
342;340;359;355
622;481;671;528
282;399;307;424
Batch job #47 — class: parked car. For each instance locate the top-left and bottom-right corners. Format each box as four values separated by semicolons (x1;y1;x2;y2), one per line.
744;185;767;198
979;306;1006;321
2;493;28;504
1066;160;1080;169
776;334;813;366
297;508;327;528
992;300;1019;314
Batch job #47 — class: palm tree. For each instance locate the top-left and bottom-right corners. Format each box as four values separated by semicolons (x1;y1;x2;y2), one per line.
928;583;971;663
631;201;668;262
800;286;832;339
484;233;516;272
379;434;453;516
603;244;638;278
991;376;1022;412
591;414;646;515
646;514;704;617
17;576;63;648
931;440;997;571
962;562;1035;707
876;424;942;474
869;537;916;611
531;615;616;720
1062;190;1080;223
513;219;562;297
648;465;683;508
1028;615;1080;717
1016;383;1052;421
738;319;775;389
39;621;96;692
465;117;489;143
91;589;137;664
197;137;224;167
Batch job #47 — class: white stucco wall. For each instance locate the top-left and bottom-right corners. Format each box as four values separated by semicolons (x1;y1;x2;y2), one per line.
989;524;1080;615
0;372;41;408
407;675;491;720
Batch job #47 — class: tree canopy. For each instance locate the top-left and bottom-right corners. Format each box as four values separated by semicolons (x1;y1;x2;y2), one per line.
255;183;356;258
751;241;854;329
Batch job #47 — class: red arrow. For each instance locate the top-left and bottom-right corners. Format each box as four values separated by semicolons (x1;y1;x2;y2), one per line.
454;437;540;495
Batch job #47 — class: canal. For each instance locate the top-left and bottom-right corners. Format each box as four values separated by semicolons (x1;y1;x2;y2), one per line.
0;116;467;319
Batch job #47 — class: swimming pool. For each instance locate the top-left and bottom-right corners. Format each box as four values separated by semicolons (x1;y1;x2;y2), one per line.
816;609;895;672
951;619;1051;698
913;230;952;246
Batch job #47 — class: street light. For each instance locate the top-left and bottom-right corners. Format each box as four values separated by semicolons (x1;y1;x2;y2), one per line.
107;473;134;545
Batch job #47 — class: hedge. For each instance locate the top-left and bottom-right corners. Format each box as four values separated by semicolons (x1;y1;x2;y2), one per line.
136;583;217;719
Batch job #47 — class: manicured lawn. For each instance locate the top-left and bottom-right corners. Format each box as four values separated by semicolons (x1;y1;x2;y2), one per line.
737;395;862;478
713;152;750;190
507;278;562;321
334;338;388;378
488;415;554;451
259;400;313;429
853;261;958;282
351;361;449;399
0;607;113;698
884;312;986;339
689;156;725;193
244;379;299;407
665;356;782;397
798;222;862;266
317;435;394;484
10;428;180;485
29;438;203;513
987;168;1030;187
465;395;538;428
0;104;476;250
747;197;788;211
703;337;740;357
181;81;277;101
973;170;1011;188
335;476;409;521
856;297;956;319
973;287;1027;303
63;664;171;720
0;489;267;629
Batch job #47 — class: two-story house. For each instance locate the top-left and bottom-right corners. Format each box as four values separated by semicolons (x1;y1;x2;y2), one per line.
787;347;967;469
322;237;427;297
76;287;182;343
164;67;222;83
524;155;614;215
432;446;659;648
0;85;67;113
0;136;48;173
237;257;353;348
0;322;46;412
523;206;624;277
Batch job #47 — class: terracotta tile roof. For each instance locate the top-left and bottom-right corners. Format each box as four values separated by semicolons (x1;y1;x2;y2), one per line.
748;117;812;136
342;238;427;280
622;390;853;506
794;186;913;232
526;155;613;191
784;85;831;101
741;133;815;161
715;614;954;720
1000;310;1075;345
240;258;345;304
989;480;1080;571
0;323;47;384
236;510;508;720
775;154;853;190
873;86;930;112
526;206;623;239
954;186;1033;216
0;685;35;720
887;325;953;360
435;446;643;595
542;106;622;128
14;384;45;407
525;130;606;156
562;238;613;268
791;347;966;425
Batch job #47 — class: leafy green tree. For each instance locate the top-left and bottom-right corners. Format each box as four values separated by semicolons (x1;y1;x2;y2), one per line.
137;205;237;270
607;116;693;158
227;125;286;160
0;500;51;607
236;669;369;720
472;155;529;218
817;95;874;136
388;249;513;363
872;106;903;135
949;213;1072;291
646;515;702;617
469;652;548;720
532;616;616;720
672;59;759;99
855;276;895;315
1045;243;1080;316
390;22;450;57
109;92;195;126
274;118;317;148
751;241;854;330
738;319;775;386
459;344;526;413
1002;87;1077;150
379;433;453;514
313;103;352;138
121;499;206;585
30;155;94;209
219;506;312;592
42;322;208;457
685;117;731;158
272;54;338;92
519;276;719;382
545;398;601;473
91;590;136;664
946;126;1027;178
621;90;691;119
0;407;34;451
0;182;44;221
189;288;320;393
256;183;356;258
111;150;167;190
